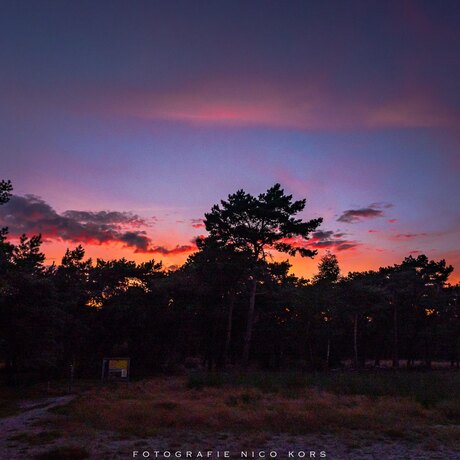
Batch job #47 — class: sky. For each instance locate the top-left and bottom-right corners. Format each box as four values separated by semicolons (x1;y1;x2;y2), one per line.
1;0;459;282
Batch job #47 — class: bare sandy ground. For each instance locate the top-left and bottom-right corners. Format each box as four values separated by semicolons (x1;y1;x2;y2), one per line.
0;396;459;460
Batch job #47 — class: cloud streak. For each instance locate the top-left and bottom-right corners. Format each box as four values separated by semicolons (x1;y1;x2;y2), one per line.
392;233;429;240
145;244;195;255
191;218;205;229
282;230;359;253
337;202;393;224
5;73;459;134
62;210;146;227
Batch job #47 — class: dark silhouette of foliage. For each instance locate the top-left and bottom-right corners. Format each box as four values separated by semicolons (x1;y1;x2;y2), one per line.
0;180;12;205
313;252;340;284
203;183;322;366
0;179;458;383
204;183;322;258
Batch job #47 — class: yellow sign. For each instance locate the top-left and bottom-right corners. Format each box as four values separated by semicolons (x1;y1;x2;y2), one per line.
109;359;129;370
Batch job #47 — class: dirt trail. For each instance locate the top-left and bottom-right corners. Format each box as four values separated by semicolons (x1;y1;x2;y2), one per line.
1;395;75;434
0;395;76;459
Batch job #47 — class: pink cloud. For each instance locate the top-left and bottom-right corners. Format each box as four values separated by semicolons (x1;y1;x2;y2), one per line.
191;218;205;229
6;76;459;132
391;233;429;240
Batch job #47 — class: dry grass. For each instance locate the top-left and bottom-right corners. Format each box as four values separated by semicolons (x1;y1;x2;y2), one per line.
61;376;457;441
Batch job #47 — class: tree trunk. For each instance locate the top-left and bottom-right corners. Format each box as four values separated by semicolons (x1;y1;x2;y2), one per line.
242;277;257;367
222;292;235;368
374;332;385;367
353;312;359;368
303;321;311;367
392;305;399;368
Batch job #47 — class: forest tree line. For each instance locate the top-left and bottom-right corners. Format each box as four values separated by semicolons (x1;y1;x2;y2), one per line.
0;179;459;382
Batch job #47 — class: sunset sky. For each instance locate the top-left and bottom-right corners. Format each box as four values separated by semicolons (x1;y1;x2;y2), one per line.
1;0;459;282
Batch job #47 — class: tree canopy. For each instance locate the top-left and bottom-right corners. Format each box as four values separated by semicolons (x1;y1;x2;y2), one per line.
204;183;322;260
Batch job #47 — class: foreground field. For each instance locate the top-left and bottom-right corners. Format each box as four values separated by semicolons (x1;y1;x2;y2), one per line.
0;371;459;459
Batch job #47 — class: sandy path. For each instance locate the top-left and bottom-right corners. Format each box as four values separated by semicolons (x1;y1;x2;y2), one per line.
1;395;75;433
0;395;76;459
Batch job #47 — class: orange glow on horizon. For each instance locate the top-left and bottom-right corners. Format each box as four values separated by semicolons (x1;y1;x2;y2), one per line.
40;239;460;285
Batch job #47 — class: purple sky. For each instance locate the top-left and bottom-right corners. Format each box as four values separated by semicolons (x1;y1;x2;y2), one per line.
1;0;459;281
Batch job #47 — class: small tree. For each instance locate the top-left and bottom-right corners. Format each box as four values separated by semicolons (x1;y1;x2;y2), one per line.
0;180;14;276
341;271;383;368
314;251;340;283
312;252;340;367
0;180;12;205
204;183;322;366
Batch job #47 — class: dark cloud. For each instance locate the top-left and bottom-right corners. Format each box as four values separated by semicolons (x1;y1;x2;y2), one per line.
146;245;195;255
369;202;393;209
62;210;145;227
337;202;393;223
282;229;359;252
0;194;166;254
335;243;356;250
120;231;151;251
311;230;334;240
337;208;383;223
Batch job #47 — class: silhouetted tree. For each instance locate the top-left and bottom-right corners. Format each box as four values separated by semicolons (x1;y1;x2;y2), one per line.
314;252;340;284
374;255;453;368
311;252;341;368
340;271;384;368
185;237;251;369
203;184;322;366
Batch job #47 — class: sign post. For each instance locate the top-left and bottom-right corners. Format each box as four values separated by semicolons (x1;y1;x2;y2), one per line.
101;357;130;383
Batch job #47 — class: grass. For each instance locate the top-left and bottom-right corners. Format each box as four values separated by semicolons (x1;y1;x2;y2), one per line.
55;371;459;446
0;379;67;419
187;370;460;405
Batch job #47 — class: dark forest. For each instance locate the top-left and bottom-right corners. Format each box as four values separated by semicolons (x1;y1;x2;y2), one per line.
1;179;458;383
